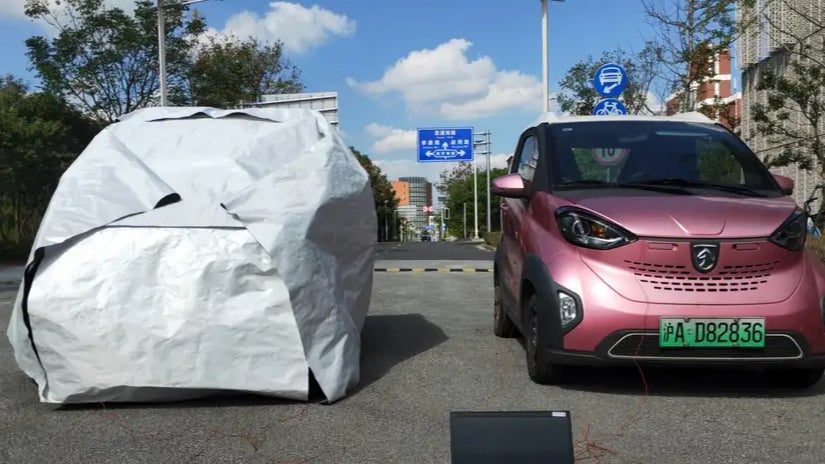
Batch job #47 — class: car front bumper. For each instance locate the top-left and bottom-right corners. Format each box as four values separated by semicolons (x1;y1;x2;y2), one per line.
547;251;825;366
544;330;825;369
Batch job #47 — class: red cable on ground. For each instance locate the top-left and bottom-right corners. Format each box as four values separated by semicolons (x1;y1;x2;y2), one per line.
573;310;652;463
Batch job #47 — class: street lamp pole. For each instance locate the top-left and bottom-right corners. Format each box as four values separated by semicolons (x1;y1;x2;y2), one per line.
156;0;214;107
485;131;491;233
158;0;167;106
473;156;479;240
541;0;548;112
541;0;565;113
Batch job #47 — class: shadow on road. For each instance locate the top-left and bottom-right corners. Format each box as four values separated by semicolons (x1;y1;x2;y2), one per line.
558;365;825;398
353;313;449;394
55;314;447;411
510;338;825;398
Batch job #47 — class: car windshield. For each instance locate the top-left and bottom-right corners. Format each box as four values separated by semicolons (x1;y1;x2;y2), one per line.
545;121;783;197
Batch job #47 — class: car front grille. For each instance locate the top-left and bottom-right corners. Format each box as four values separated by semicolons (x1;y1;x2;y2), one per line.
624;260;778;293
607;333;803;360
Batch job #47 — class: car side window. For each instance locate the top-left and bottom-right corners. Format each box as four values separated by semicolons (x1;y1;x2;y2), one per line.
517;136;539;183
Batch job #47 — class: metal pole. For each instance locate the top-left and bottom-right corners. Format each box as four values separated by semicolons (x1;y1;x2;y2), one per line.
473;157;479;240
158;0;167;106
440;208;444;242
541;0;549;112
485;131;492;233
463;203;467;239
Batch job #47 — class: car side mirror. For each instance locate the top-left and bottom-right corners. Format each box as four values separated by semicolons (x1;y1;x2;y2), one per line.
491;173;526;198
774;174;794;195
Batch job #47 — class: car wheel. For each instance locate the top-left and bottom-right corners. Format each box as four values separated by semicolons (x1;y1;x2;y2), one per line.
493;276;517;338
766;368;825;388
524;294;565;385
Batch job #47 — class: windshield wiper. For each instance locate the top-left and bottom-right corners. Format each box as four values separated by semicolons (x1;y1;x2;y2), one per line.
556;180;693;195
628;178;766;197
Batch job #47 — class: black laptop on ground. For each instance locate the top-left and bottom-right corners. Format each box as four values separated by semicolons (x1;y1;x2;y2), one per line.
450;410;575;464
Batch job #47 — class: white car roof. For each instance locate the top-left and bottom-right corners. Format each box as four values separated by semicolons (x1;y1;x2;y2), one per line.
532;111;716;128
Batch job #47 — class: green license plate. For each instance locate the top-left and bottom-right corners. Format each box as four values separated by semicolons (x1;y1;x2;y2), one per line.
659;317;766;348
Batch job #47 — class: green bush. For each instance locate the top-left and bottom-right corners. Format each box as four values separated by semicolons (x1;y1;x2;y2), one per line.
483;231;502;248
0;240;31;265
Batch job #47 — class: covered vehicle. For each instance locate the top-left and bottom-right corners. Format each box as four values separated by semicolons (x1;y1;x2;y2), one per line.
492;112;825;388
7;107;377;404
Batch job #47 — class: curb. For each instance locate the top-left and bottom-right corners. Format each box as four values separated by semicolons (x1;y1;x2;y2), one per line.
375;268;492;273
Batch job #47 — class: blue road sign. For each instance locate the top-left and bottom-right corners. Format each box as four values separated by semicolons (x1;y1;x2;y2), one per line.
593;98;628;116
417;127;474;163
592;63;628;98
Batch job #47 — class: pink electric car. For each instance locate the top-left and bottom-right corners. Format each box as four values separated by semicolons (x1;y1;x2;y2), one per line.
492;113;825;388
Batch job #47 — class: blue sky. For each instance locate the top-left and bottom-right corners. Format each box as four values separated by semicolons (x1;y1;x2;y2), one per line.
0;0;741;185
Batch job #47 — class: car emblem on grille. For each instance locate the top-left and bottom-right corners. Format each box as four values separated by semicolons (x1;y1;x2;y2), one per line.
691;242;719;273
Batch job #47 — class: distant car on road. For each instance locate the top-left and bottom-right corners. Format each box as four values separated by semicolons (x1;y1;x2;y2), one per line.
421;233;431;242
492;112;825;388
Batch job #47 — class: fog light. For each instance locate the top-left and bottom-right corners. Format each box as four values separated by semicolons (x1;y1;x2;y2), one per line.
558;291;578;327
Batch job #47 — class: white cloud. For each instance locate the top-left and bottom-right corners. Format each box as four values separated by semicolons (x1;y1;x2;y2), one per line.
206;2;356;54
348;38;544;120
645;91;665;115
0;0;25;18
365;123;417;154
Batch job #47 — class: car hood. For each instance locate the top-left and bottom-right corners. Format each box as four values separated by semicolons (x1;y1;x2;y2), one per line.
563;193;798;238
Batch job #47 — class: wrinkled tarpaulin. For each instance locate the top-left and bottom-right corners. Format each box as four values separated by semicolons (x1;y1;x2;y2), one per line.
7;107;377;404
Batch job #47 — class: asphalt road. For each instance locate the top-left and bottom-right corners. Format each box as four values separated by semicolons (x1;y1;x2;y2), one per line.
2;242;825;463
375;240;494;261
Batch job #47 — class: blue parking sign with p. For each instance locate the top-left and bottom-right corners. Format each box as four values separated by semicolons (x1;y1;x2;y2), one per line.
592;63;628;99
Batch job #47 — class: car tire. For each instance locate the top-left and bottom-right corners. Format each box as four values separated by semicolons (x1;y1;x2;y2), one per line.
493;276;517;338
765;368;825;388
524;294;565;385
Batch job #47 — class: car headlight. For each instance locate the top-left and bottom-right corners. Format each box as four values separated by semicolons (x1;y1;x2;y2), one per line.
769;210;807;251
555;207;636;250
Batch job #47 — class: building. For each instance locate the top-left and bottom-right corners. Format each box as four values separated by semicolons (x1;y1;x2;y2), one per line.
240;92;339;126
392;177;433;231
737;0;825;208
664;49;742;131
391;180;411;206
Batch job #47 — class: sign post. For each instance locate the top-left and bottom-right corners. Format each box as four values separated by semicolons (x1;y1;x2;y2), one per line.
592;63;629;116
417;128;477;239
417;128;475;163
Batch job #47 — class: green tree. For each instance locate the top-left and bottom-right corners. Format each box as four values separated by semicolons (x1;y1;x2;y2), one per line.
557;44;663;116
642;0;753;113
24;0;206;123
0;75;100;255
350;147;399;241
438;163;508;238
748;4;825;218
182;34;304;108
